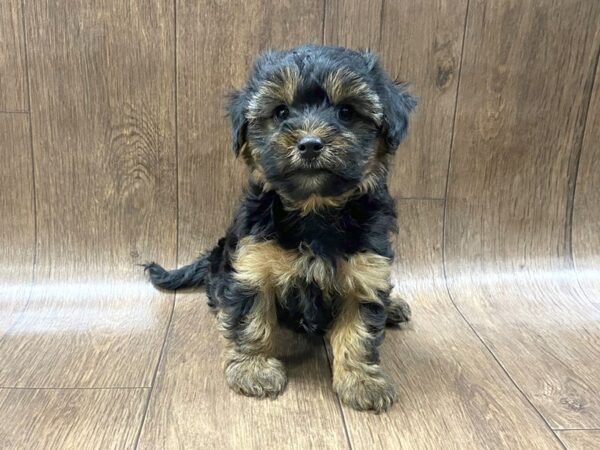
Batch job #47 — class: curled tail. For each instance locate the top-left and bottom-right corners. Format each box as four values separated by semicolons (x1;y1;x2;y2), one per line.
144;252;210;291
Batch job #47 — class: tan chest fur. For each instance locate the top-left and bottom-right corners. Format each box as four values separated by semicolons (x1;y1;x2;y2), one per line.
232;237;391;303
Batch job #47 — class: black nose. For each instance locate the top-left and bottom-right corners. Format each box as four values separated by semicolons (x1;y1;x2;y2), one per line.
297;136;324;159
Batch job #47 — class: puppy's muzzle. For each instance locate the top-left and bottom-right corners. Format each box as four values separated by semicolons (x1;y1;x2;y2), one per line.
297;135;324;161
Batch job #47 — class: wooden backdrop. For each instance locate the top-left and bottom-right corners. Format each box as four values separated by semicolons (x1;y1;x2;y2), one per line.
1;0;599;448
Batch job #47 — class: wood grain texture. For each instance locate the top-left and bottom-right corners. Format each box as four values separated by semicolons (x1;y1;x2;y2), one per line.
0;0;27;110
323;0;382;49
557;430;600;450
137;294;348;450
380;0;468;199
0;0;176;387
177;0;324;253
573;61;600;302
338;201;562;449
0;114;34;333
445;0;600;429
0;388;146;449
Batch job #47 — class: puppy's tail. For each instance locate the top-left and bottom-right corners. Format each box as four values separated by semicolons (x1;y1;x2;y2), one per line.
143;253;210;291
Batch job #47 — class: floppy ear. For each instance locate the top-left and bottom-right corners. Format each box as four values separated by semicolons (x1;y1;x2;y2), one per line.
380;78;416;152
226;89;249;156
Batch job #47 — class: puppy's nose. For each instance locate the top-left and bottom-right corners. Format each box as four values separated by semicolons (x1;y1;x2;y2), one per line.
297;136;324;159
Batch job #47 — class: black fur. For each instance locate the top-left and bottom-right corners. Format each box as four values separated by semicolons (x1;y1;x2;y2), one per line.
143;254;210;291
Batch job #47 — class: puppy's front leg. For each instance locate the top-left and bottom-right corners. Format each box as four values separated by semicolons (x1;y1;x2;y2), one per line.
219;282;287;398
219;237;291;398
330;298;395;412
331;253;396;412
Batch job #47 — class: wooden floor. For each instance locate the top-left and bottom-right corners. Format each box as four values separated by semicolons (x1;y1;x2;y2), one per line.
1;1;600;449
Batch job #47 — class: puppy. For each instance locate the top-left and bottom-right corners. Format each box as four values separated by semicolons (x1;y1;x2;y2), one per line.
145;45;415;413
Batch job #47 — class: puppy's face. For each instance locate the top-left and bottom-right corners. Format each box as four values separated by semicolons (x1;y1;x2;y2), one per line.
228;45;415;201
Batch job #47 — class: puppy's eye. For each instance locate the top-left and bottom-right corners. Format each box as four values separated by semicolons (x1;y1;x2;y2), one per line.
338;105;354;122
273;105;289;122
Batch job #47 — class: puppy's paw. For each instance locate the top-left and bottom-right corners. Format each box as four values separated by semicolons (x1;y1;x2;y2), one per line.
225;354;287;398
334;367;396;413
386;296;411;325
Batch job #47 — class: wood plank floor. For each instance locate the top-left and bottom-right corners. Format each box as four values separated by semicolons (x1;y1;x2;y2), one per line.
1;0;599;448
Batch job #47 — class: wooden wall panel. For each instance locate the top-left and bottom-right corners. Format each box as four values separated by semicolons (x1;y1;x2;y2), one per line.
0;388;146;449
0;114;34;333
573;63;600;300
380;0;468;199
445;0;600;429
0;0;176;387
324;0;382;49
446;0;599;271
0;0;27;110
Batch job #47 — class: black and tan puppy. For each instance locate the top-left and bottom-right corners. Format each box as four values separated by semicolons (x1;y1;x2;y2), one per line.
145;44;415;413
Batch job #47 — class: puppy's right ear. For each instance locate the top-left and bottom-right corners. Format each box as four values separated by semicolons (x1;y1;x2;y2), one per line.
226;89;249;156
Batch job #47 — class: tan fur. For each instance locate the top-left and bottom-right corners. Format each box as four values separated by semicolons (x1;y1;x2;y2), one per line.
323;69;383;125
285;192;353;216
233;237;390;299
356;141;390;194
221;318;287;398
273;117;349;151
329;288;396;412
233;237;336;293
221;251;286;397
223;350;287;398
329;250;396;412
247;67;300;120
336;252;391;302
330;297;372;367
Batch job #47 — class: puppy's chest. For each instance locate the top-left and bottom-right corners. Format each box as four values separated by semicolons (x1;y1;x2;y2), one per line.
272;204;366;257
233;236;391;300
233;237;391;335
234;237;341;293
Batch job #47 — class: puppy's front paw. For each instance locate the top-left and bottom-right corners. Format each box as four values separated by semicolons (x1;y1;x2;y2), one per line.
225;353;287;398
334;367;396;413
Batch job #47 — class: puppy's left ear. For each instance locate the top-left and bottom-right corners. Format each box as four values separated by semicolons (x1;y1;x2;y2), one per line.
379;78;416;152
226;89;249;156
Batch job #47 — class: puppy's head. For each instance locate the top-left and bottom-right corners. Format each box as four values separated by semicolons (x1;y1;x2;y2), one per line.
227;45;415;202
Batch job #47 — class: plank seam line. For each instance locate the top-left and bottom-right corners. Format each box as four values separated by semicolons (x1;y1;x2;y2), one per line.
132;293;175;449
132;1;179;446
567;40;600;268
21;0;36;290
0;386;148;390
397;197;444;202
321;0;327;44
0;110;28;114
555;428;600;431
377;0;385;50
